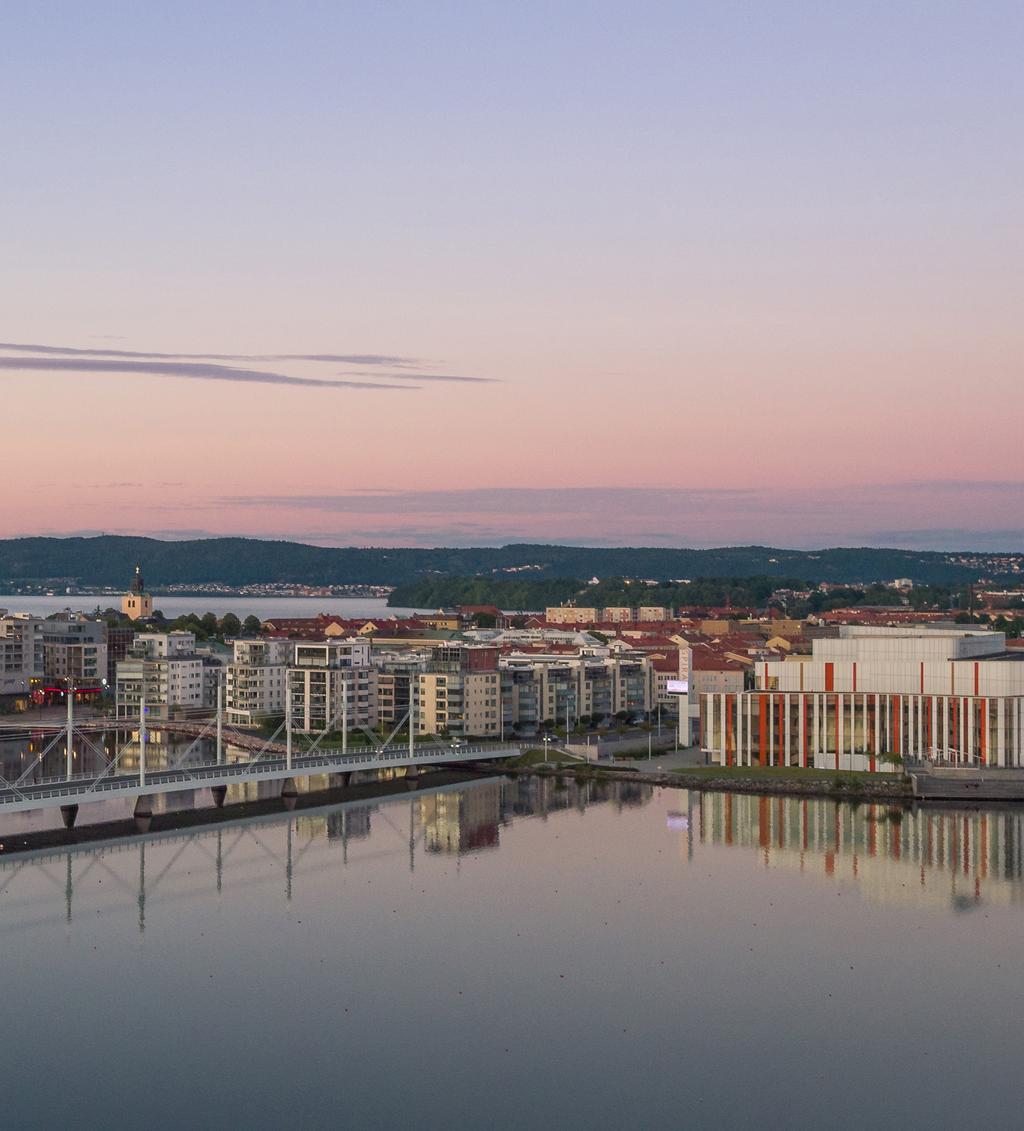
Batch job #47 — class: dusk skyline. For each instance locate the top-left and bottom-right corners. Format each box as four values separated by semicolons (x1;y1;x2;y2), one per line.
4;2;1022;549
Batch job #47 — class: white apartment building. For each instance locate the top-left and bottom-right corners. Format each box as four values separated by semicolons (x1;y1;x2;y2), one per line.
288;640;378;733
115;632;207;721
225;639;292;726
703;627;1024;770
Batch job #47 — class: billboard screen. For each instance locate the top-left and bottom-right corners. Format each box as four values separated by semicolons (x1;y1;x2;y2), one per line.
666;679;689;695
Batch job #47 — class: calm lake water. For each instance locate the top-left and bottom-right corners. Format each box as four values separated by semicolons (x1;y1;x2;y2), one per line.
0;594;426;619
3;778;1023;1130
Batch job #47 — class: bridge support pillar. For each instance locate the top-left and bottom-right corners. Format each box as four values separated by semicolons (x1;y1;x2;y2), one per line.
329;772;353;789
211;785;227;809
281;779;298;811
405;765;421;789
134;795;154;833
60;804;79;830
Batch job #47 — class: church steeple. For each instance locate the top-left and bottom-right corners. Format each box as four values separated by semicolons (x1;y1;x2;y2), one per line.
122;564;153;620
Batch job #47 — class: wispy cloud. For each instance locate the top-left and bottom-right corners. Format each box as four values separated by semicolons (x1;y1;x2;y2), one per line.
0;341;416;365
0;357;416;390
0;342;495;384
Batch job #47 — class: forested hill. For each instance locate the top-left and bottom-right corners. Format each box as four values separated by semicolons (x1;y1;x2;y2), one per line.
0;536;1018;588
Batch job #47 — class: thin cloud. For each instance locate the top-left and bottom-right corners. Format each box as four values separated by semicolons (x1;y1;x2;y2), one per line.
0;341;416;366
0;342;494;383
0;357;416;391
335;370;495;384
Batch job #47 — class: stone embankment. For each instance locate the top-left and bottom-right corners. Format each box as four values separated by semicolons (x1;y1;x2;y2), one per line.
491;763;914;802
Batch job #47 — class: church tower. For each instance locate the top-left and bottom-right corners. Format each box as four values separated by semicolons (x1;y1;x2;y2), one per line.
121;565;153;620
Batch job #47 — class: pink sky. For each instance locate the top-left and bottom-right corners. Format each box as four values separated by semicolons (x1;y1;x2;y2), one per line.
3;4;1022;550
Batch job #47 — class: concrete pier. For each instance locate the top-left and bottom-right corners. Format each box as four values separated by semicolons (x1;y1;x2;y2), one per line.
281;779;298;811
133;795;154;832
60;804;79;829
211;785;228;808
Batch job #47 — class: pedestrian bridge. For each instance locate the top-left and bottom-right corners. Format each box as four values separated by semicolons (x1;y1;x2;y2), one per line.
0;743;518;818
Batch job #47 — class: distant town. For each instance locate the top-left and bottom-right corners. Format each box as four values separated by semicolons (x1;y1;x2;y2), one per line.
3;564;1023;773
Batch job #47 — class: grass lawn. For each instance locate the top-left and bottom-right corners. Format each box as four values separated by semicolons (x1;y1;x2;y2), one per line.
511;748;580;767
669;765;904;782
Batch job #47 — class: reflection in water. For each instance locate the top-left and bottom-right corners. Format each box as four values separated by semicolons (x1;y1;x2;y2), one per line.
698;792;1024;909
0;777;653;936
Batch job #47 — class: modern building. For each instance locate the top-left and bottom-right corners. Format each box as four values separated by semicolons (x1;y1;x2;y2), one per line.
225;639;292;726
500;652;652;732
702;627;1024;770
375;651;427;728
115;632;207;720
415;645;502;739
39;615;107;697
288;640;378;733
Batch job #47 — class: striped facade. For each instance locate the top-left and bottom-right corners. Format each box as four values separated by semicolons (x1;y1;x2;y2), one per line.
702;630;1024;771
697;792;1024;908
703;689;1024;770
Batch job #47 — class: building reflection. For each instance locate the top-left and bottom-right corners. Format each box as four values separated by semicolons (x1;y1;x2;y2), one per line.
697;792;1024;909
0;777;654;934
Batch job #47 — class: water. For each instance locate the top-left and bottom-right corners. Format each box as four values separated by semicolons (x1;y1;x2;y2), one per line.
0;594;426;619
3;779;1023;1130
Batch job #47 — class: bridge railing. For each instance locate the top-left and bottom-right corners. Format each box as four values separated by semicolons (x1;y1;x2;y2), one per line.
4;742;516;793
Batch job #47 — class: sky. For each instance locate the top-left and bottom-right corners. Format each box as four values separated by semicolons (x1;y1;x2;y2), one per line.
2;1;1022;551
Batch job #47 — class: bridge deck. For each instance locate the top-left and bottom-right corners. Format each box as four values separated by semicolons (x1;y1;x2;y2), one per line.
0;744;518;815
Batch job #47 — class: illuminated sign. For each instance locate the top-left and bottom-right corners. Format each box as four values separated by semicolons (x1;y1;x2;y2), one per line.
666;679;689;695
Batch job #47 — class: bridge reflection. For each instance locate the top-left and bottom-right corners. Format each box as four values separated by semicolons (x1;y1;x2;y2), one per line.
696;792;1024;909
0;776;652;934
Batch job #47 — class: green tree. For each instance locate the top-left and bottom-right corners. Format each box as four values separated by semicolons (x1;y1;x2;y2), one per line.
242;614;262;635
219;612;241;637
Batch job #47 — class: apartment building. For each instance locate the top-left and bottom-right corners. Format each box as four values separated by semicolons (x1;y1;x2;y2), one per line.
501;652;652;730
545;606;600;625
376;651;428;728
702;627;1024;771
115;632;208;721
225;639;292;725
40;616;107;692
0;615;43;700
545;605;674;625
415;645;502;739
288;640;378;733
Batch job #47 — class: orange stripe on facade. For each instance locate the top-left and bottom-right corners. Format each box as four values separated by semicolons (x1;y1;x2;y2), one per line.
758;694;768;767
824;662;834;692
777;698;785;767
